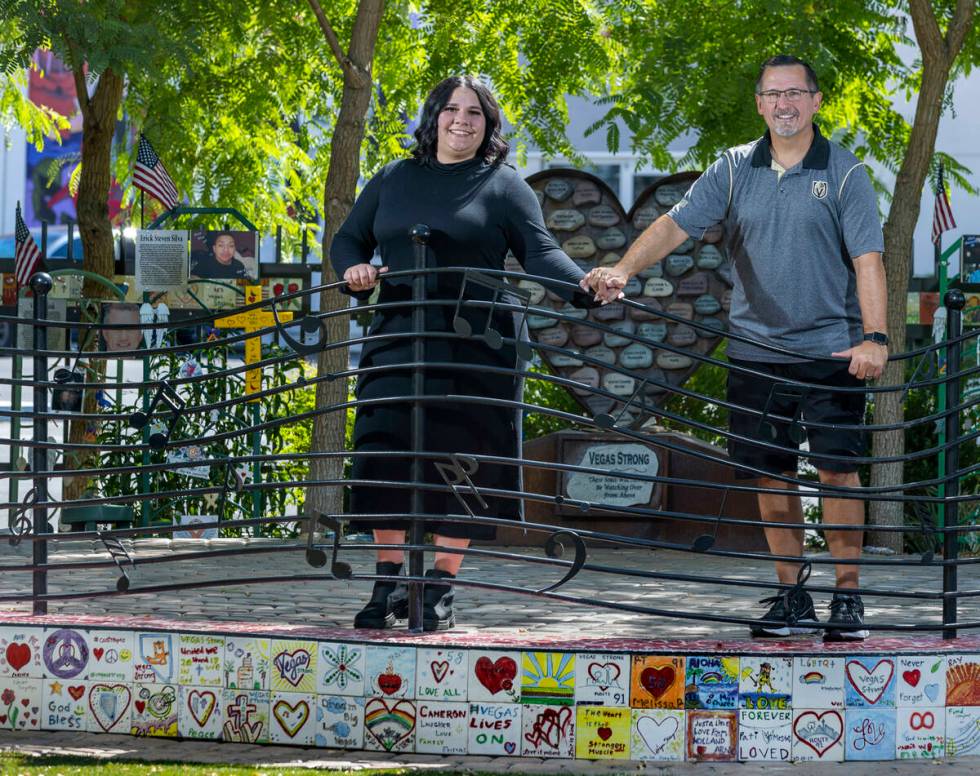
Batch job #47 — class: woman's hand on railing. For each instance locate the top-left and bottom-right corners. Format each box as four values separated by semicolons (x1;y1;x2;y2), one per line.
343;263;388;292
579;266;627;304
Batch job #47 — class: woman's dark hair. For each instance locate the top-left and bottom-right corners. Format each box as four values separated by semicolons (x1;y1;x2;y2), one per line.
411;75;509;165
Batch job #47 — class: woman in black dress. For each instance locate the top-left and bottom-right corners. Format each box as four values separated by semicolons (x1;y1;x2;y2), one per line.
331;75;587;631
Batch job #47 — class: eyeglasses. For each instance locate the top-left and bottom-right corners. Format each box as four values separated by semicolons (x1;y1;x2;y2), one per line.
756;88;817;104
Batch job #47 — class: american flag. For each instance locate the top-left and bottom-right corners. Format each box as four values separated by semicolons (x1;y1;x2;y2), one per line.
133;134;179;210
14;202;43;288
932;162;956;245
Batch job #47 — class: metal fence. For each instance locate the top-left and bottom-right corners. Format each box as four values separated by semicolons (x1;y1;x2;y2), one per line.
1;225;977;639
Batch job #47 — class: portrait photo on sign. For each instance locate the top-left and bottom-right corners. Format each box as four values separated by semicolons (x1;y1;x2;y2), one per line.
98;302;143;356
190;230;258;281
51;368;84;413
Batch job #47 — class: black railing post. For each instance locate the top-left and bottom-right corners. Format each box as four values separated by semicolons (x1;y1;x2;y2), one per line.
408;224;431;633
31;272;53;616
943;288;965;639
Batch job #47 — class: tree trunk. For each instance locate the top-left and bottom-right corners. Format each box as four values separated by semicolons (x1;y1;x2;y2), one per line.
306;0;385;518
868;0;975;550
62;66;124;504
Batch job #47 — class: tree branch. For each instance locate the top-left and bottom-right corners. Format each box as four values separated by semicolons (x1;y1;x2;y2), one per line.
945;0;976;59
908;0;943;62
305;0;351;73
65;41;91;121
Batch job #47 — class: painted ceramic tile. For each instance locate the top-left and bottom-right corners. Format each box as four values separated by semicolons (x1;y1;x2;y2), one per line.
738;709;792;761
575;653;629;706
41;628;90;681
630;656;684;709
575;705;630;760
897;655;945;707
685;656;739;710
739;656;792;710
468;650;521;704
224;635;270;691
630;708;684;761
269;691;316;746
845;656;896;708
467;702;521;756
792;708;844;762
365;645;416;700
415;701;468;754
686;709;737;761
521;652;575;706
845;707;896;760
793;656;845;709
41;677;86;731
946;654;980;706
0;627;43;678
85;630;134;683
0;675;41;731
85;682;132;734
416;648;468;702
133;632;175;684
521;703;575;758
270;639;317;694
221;689;270;744
178;686;223;740
316;695;365;749
896;706;945;759
317;641;365;697
363;696;416;753
945;706;980;757
130;683;178;737
178;634;224;688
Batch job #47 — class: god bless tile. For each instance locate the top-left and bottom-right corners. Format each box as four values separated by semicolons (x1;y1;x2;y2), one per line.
738;656;792;710
220;689;270;744
317;641;365;697
738;709;791;761
178;686;223;740
844;707;896;761
224;635;270;691
270;639;317;694
0;675;41;731
575;653;629;706
467;702;520;756
85;682;132;734
316;695;364;749
415;701;468;755
521;703;574;758
792;708;844;762
946;706;980;757
269;691;316;746
793;656;844;709
844;656;896;708
41;678;86;731
364;696;416;753
131;683;178;737
630;708;684;761
575;705;630;760
468;650;521;704
41;628;90;682
630;656;684;709
365;645;416;699
416;648;467;702
896;706;944;759
0;627;43;679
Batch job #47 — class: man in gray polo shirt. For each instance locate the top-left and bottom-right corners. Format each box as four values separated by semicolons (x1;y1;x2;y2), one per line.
583;55;887;641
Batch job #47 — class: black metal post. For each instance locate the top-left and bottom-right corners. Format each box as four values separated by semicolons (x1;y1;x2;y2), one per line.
276;225;282;262
31;272;53;616
66;221;74;261
301;226;308;264
408;224;430;633
943;288;965;639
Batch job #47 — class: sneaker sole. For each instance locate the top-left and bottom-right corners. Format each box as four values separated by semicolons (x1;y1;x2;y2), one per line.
824;628;869;642
423;614;456;632
353;611;396;630
751;625;819;638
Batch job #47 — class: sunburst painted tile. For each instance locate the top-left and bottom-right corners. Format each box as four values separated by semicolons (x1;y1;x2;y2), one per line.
521;651;575;706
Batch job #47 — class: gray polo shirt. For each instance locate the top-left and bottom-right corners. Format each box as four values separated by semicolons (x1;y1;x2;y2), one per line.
668;125;884;363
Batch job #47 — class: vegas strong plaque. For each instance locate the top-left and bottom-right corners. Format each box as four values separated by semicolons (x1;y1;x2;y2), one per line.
563;442;659;508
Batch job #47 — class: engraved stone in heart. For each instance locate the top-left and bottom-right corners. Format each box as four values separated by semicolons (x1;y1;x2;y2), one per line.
518;170;732;427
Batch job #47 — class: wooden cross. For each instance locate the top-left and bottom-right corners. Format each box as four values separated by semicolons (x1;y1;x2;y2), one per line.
215;285;292;401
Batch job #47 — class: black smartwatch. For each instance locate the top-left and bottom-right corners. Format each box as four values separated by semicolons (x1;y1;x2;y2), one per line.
863;331;889;346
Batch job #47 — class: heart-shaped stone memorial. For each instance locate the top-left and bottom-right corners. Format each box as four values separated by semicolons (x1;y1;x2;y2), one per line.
516;170;732;427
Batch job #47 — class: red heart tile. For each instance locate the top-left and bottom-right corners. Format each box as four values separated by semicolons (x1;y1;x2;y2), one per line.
474;656;517;695
5;643;31;672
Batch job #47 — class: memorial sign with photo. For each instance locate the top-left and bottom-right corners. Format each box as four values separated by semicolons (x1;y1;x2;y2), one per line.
190;230;258;281
135;229;189;292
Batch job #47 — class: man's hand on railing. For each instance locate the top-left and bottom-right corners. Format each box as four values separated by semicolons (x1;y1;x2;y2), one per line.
580;266;628;304
343;263;388;292
832;341;888;380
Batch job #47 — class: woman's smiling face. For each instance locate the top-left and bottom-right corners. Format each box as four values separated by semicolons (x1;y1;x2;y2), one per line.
436;87;486;163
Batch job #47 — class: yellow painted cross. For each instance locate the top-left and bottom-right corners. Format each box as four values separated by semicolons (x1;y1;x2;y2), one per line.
215;285;292;401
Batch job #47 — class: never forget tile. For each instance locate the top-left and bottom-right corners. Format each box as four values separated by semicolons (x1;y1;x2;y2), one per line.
896;706;945;759
41;678;86;731
845;656;896;708
85;631;134;684
793;656;845;709
178;686;223;740
317;641;365;697
131;683;178;737
0;675;41;731
738;709;791;761
41;628;90;681
897;655;945;707
738;657;792;710
521;651;575;706
945;706;980;757
685;655;738;710
521;703;575;758
220;688;270;744
415;648;468;702
574;705;630;760
365;645;416;700
363;696;416;753
270;639;317;694
468;650;521;704
0;627;43;679
224;636;271;691
792;708;844;762
269;691;316;746
630;708;684;761
316;695;364;749
133;632;176;684
845;707;896;761
575;653;629;706
415;700;468;755
630;656;684;709
686;709;737;761
467;701;521;756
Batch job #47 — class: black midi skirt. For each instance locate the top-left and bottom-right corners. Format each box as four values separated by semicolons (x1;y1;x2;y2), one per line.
347;285;523;540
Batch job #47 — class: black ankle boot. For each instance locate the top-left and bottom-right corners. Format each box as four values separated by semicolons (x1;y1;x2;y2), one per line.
353;562;404;629
422;569;456;632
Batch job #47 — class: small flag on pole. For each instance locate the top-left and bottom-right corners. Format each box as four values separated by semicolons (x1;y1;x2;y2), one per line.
133;134;179;210
14;202;43;288
932;162;957;245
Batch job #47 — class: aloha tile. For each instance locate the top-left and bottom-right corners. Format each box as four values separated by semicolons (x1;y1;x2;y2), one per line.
685;655;738;710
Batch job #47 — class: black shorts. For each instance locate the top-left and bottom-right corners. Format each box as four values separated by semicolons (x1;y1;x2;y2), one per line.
727;358;868;477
